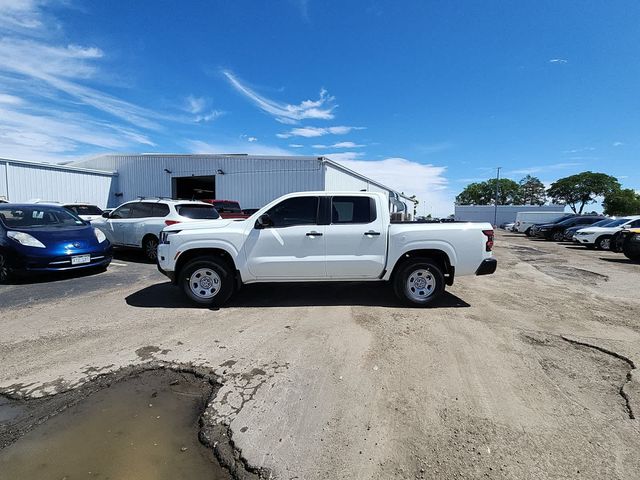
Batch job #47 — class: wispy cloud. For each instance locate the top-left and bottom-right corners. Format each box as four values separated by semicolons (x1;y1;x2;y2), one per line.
508;162;583;175
222;69;336;124
312;141;365;149
289;143;304;148
277;125;365;138
613;141;624;147
184;95;224;122
549;58;568;64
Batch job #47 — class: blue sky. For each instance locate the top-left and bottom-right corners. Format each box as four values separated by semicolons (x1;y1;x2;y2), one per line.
0;1;638;215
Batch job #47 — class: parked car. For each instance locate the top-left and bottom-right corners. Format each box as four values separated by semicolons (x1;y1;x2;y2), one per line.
0;203;112;283
242;208;260;216
62;203;104;222
574;216;640;250
499;222;515;230
92;198;221;261
201;199;249;219
514;212;572;235
618;228;640;261
563;218;614;241
535;215;605;241
157;191;497;307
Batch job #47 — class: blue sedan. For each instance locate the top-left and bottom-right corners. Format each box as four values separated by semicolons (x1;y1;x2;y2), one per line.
0;204;112;282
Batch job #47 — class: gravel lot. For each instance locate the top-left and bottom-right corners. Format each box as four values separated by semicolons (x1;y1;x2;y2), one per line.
1;233;640;479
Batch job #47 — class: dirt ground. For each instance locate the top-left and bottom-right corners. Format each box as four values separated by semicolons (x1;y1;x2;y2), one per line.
1;232;640;479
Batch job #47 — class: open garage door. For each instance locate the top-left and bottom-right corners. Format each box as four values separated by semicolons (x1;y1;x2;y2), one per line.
172;175;215;200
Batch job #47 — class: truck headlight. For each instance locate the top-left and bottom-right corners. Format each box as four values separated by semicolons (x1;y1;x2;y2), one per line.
7;231;46;248
160;230;180;244
94;227;107;243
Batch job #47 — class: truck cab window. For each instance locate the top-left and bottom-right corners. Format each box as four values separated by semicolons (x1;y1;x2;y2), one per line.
266;196;319;227
331;196;376;224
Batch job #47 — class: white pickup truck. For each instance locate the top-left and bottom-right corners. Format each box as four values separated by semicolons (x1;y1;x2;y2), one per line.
157;192;497;307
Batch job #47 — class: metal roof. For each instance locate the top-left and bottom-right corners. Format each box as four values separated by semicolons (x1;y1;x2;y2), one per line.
1;157;117;176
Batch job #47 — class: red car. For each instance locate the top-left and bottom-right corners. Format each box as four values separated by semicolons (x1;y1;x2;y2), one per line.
201;200;249;219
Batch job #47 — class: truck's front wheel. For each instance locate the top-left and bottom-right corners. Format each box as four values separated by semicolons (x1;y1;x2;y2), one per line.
394;259;445;307
180;258;234;307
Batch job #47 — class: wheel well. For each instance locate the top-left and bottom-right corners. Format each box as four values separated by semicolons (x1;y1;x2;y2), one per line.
142;233;158;244
390;249;454;286
174;248;238;284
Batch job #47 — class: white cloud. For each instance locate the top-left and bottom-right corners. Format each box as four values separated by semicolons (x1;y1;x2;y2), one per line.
312;141;365;149
289;143;304;148
613;141;624;147
247;136;258;142
186;139;293;157
185;95;206;114
337;157;453;216
223;69;336;124
195;110;225;123
549;58;568;64
277;125;365;138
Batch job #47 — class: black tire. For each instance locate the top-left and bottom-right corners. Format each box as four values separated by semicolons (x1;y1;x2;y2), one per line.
552;231;564;242
0;252;11;284
623;234;640;261
180;257;235;307
525;227;533;237
595;235;612;251
142;235;159;262
393;259;445;307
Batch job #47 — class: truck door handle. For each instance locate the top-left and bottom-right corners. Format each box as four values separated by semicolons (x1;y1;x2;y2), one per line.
306;231;323;237
364;231;381;236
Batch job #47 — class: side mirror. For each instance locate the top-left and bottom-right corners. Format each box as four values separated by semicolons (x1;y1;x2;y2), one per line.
101;211;111;218
255;214;273;229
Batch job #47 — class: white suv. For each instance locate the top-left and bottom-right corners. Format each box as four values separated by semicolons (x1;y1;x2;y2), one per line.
574;215;640;250
92;198;220;260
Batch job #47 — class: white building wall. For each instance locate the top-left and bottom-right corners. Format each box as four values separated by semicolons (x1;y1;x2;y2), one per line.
0;159;116;207
75;155;325;208
455;204;566;225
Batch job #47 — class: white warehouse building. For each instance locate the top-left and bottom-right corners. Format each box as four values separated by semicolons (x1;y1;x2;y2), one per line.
1;154;414;212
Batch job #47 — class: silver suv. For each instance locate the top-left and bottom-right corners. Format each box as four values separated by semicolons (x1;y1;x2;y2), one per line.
92;198;220;260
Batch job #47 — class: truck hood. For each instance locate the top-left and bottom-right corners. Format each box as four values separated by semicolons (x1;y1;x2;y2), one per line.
164;218;243;232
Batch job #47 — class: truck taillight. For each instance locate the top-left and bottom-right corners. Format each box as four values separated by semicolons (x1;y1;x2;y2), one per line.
165;220;181;226
483;229;494;252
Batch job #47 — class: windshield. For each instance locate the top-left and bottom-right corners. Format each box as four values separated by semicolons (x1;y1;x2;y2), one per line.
65;204;103;216
0;205;85;228
604;218;633;227
213;201;242;213
176;204;220;219
590;219;615;227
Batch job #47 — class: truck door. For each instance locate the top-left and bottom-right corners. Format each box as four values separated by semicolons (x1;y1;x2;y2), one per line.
244;196;326;279
324;195;387;278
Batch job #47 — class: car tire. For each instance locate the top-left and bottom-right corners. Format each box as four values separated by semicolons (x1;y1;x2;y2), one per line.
142;235;159;262
393;259;445;307
180;257;235;307
552;231;564;242
595;235;612;251
525;227;533;237
0;252;11;284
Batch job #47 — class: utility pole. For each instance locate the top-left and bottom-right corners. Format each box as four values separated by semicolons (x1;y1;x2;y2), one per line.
493;167;501;227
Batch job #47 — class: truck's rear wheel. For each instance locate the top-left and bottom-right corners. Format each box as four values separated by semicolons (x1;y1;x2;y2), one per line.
180;257;234;307
394;259;445;307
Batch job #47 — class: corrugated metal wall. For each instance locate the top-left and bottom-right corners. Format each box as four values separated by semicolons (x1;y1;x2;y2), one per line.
455;204;566;225
0;159;116;207
75;155;325;208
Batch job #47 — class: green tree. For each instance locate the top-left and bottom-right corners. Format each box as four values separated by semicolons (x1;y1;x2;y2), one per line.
547;171;620;214
603;188;640;216
456;178;522;205
519;175;546;205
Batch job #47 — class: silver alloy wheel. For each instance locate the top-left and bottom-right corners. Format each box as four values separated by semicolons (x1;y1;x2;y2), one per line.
405;268;436;302
0;253;7;282
145;237;158;260
600;237;611;250
189;268;221;299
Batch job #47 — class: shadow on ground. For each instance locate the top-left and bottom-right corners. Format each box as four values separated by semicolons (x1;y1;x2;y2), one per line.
125;281;471;309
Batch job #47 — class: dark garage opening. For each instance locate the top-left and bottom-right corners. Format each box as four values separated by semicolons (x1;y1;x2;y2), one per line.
172;175;215;200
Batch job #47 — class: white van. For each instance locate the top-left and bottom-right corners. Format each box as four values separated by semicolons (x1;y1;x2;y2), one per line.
514;211;568;235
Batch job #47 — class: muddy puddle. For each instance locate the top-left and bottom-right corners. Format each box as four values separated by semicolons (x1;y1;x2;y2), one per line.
0;369;231;479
